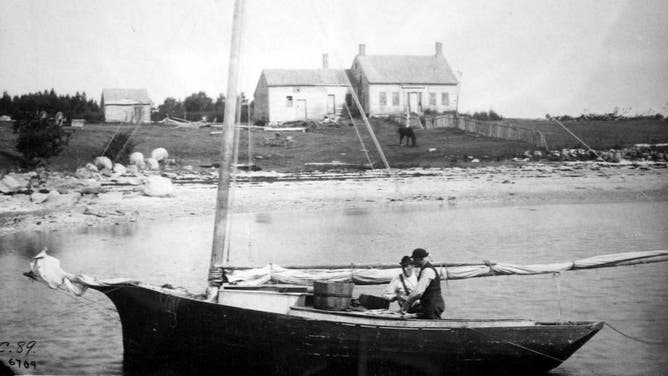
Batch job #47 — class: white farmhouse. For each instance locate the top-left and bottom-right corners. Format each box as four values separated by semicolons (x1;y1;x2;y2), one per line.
101;88;152;124
348;43;460;116
253;55;349;123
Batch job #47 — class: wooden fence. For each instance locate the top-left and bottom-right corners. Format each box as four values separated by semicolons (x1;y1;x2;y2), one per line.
423;114;548;149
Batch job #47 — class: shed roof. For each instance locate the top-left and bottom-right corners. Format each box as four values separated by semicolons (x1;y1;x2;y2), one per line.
102;88;152;105
354;55;458;85
262;69;349;87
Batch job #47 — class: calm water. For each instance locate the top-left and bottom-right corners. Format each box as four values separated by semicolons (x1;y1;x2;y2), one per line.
1;201;667;375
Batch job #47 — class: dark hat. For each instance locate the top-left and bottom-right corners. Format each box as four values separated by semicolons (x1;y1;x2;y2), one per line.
411;248;429;259
399;256;413;266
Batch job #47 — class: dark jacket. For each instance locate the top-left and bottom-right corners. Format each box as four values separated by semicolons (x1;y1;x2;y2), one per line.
418;262;445;318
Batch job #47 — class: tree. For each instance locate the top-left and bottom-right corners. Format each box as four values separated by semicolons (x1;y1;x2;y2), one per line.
0;91;12;115
184;91;214;121
16;112;71;166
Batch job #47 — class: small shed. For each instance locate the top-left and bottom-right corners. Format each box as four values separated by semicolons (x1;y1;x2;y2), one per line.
101;88;152;124
253;55;350;123
349;43;460;116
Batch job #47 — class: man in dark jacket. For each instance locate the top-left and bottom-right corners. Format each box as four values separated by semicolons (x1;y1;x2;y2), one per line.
402;248;445;319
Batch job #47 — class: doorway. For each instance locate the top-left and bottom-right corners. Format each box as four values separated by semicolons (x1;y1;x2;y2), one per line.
295;100;307;120
408;92;419;113
327;95;335;115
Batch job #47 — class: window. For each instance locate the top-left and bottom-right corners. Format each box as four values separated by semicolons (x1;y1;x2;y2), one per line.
441;93;449;106
286;96;293;107
392;92;400;106
429;93;436;106
379;92;387;106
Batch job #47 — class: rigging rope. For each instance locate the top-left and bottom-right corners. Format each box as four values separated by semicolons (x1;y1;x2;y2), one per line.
343;101;374;168
307;1;392;176
100;124;121;157
466;326;567;363
549;117;651;200
603;322;668;345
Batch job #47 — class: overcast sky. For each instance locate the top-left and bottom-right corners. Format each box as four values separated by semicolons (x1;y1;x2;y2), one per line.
1;0;667;118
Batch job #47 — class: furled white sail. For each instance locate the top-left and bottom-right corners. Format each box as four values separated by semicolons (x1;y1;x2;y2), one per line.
225;250;668;286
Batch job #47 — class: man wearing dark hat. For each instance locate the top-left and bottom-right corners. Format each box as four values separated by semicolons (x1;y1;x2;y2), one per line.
383;256;417;307
402;248;445;319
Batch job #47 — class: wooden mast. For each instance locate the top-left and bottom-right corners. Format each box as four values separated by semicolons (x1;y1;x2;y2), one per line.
208;0;245;300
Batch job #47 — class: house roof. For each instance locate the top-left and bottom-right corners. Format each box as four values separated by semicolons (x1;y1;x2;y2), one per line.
262;69;349;87
102;88;152;105
354;55;458;85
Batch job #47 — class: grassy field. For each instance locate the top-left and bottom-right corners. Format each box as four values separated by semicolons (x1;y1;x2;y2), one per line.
508;118;668;150
0;118;666;173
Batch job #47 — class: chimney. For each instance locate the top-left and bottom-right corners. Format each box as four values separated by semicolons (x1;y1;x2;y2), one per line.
358;44;366;56
435;42;443;56
322;53;328;69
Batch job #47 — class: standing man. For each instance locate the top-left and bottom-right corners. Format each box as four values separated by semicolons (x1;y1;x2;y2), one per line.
402;248;445;319
383;256;417;308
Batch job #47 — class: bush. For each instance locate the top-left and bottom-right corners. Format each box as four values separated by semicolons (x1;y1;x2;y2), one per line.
100;130;138;165
16;112;71;166
468;109;503;121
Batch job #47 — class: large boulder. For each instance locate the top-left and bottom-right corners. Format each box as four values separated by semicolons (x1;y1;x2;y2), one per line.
79;179;102;194
129;152;145;167
113;163;127;175
75;167;95;179
145;158;159;170
142;176;175;197
150;148;169;162
94;156;113;170
30;192;50;204
0;174;28;194
126;164;139;175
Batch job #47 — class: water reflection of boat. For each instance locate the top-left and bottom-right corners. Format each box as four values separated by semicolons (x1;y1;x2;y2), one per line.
24;0;667;375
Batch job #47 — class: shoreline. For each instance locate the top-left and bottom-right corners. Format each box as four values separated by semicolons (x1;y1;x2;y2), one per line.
1;163;667;238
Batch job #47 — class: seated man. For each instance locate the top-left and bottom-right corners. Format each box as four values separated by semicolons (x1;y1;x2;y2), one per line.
402;248;445;319
383;256;417;308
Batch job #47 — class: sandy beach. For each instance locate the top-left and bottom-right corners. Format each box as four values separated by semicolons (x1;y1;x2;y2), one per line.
1;162;666;237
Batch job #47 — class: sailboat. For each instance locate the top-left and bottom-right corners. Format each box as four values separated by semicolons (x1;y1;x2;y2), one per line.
22;1;668;375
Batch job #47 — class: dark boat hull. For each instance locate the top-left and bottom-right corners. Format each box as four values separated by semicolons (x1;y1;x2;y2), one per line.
94;284;602;376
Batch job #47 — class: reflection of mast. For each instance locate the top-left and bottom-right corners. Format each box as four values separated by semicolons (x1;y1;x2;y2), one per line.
208;0;245;301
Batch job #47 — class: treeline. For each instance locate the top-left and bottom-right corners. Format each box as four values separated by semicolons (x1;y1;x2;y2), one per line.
153;91;252;123
0;90;102;122
546;108;666;122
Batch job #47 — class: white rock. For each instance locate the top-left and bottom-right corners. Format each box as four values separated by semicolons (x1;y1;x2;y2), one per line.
142;176;175;197
75;167;92;179
0;174;27;193
126;165;139;174
47;190;61;202
80;179;101;194
150;148;169;162
471;158;480;163
129;152;145;167
85;163;98;172
113;163;127;175
94;156;113;170
30;192;49;204
145;158;159;170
